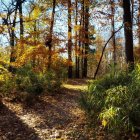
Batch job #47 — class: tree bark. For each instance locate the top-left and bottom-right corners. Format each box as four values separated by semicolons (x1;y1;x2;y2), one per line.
123;0;134;71
83;1;89;78
47;0;56;70
19;0;24;38
68;0;73;78
75;0;79;78
110;0;116;72
9;2;18;73
78;4;83;78
138;0;140;44
81;0;85;78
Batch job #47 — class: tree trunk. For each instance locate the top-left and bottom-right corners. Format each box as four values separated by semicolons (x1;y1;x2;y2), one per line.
138;0;140;44
9;2;18;73
68;0;73;78
81;0;85;78
19;0;24;38
83;1;89;78
47;0;56;70
123;0;134;71
75;0;79;78
78;4;83;78
110;0;116;72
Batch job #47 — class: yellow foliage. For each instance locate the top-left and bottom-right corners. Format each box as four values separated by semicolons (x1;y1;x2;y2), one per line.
95;53;101;60
32;6;41;19
102;119;107;127
0;26;4;34
13;44;48;68
74;25;81;32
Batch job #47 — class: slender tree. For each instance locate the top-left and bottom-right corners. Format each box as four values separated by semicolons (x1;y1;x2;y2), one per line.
81;0;85;78
68;0;73;78
75;0;79;78
78;1;83;78
138;0;140;44
19;0;24;38
110;0;116;71
83;0;89;78
46;0;56;70
9;1;19;73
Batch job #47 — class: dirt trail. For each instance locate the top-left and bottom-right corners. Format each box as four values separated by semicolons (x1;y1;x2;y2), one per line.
0;79;90;140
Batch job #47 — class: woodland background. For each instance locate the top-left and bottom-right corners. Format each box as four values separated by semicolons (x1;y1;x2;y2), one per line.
0;0;140;139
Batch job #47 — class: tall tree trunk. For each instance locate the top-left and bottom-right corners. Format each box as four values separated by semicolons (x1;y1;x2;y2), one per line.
68;0;73;78
47;0;56;70
19;0;24;56
78;4;83;78
138;0;140;44
9;2;18;73
75;0;79;78
32;20;37;67
81;0;85;78
123;0;134;71
19;0;24;38
83;1;89;78
110;0;116;72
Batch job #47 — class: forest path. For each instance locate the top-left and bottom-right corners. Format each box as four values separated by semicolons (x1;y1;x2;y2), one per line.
0;79;91;140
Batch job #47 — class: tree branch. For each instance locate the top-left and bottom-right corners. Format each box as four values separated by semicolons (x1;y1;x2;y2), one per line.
93;24;124;79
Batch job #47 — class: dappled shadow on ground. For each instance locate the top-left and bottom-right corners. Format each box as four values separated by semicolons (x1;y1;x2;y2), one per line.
21;87;83;130
0;103;40;140
1;78;140;140
1;79;87;139
22;99;73;129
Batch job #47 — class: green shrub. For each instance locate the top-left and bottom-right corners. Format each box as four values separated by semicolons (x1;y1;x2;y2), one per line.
80;67;140;136
0;64;64;102
99;86;133;135
88;72;131;94
0;73;16;96
79;92;96;117
105;85;130;107
15;66;64;94
45;70;61;92
15;67;45;95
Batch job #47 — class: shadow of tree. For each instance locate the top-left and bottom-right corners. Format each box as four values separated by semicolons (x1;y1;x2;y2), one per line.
0;103;40;140
21;87;83;130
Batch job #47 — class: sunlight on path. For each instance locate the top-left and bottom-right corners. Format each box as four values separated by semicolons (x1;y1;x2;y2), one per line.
2;79;89;140
63;79;88;91
63;84;88;91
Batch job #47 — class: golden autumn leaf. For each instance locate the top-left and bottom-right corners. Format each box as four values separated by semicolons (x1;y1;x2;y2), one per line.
74;25;81;32
102;119;107;127
32;6;41;19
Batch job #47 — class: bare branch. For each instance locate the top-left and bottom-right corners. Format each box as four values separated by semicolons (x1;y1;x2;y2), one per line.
93;24;124;79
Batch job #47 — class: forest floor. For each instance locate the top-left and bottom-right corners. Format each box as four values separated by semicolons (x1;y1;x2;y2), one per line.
0;79;101;140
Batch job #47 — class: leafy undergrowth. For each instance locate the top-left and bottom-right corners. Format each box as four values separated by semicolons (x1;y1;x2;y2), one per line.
0;79;96;140
79;67;140;139
1;78;136;140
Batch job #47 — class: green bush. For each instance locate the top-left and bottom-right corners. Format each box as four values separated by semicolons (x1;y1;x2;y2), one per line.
0;64;65;103
0;72;16;96
80;67;140;136
45;70;62;92
99;86;133;135
88;72;131;94
79;92;96;117
15;66;63;94
15;67;45;95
